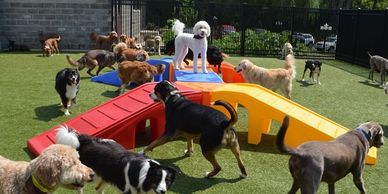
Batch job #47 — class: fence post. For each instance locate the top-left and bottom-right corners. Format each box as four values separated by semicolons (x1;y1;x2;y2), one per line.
335;8;342;60
383;8;388;57
129;0;133;37
240;2;247;56
352;8;361;64
210;3;216;45
174;0;180;19
290;6;295;45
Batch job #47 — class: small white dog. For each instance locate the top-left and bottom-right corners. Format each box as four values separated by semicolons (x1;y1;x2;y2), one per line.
172;19;211;73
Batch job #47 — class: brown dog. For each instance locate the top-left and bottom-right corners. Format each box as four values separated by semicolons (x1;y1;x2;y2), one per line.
143;81;247;178
117;61;165;94
66;50;117;76
119;34;137;49
90;31;118;50
277;116;384;194
42;36;61;57
114;42;149;62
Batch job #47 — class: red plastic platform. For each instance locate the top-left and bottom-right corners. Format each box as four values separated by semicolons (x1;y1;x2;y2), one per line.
27;82;203;156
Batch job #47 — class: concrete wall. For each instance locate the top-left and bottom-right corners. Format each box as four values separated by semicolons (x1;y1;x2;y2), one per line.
0;0;112;50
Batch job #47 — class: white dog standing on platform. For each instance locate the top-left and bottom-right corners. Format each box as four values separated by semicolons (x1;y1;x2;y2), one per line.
172;19;211;73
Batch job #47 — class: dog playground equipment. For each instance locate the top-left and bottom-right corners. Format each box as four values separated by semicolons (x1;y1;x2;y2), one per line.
28;60;378;164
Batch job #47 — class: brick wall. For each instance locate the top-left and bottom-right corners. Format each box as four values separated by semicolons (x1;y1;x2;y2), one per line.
0;0;112;50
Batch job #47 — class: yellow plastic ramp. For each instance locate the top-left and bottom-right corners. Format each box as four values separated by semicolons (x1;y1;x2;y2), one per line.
211;83;377;164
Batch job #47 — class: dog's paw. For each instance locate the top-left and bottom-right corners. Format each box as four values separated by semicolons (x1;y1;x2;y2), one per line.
240;174;247;179
202;69;208;74
301;79;305;81
204;172;212;178
184;149;193;157
138;150;146;155
64;109;70;116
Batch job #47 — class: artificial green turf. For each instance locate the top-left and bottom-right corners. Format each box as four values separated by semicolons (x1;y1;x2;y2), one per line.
0;52;387;193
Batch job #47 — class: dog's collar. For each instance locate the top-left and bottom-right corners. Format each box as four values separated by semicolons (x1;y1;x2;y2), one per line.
32;175;51;193
193;35;205;39
165;90;181;102
356;128;370;142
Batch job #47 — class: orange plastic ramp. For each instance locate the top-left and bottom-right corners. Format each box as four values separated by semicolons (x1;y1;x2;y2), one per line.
210;83;377;164
27;82;203;156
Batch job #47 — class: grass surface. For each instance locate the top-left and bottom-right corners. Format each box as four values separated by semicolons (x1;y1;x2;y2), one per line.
0;52;387;193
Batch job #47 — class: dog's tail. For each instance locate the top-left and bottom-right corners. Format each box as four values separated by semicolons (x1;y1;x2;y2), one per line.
367;51;372;58
66;55;82;68
214;100;238;128
172;19;185;36
56;125;80;149
113;42;128;55
55;36;61;41
89;32;97;41
276;116;298;155
284;54;296;79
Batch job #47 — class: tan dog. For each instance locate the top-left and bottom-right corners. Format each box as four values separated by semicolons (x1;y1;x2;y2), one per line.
117;61;165;94
119;34;137;49
114;42;150;62
42;36;61;57
281;42;293;59
66;49;117;76
234;54;296;98
277;116;384;194
0;144;94;194
90;31;118;50
144;35;162;55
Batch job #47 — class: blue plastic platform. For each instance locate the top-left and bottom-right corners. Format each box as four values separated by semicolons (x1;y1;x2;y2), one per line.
174;70;223;83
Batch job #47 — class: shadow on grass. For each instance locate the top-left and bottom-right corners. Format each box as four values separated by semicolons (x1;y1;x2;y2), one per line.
155;155;245;193
358;80;381;89
296;79;315;87
34;103;63;121
101;90;119;98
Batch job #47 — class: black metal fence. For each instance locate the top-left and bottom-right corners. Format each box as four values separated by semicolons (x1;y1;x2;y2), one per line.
112;0;341;59
336;9;388;67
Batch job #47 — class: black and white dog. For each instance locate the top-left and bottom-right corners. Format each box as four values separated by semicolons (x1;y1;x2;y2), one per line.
55;68;80;115
301;60;322;85
143;80;247;178
56;126;177;194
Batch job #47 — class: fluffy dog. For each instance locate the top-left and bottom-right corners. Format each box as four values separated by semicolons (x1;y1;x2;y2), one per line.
119;34;137;49
42;36;61;57
235;54;296;99
66;50;117;76
90;31;118;50
144;80;247;178
55;68;80;116
144;35;162;56
281;42;293;59
277;116;384;194
301;60;322;84
172;19;211;73
117;61;166;94
165;40;228;73
367;52;388;86
0;144;94;194
114;42;150;62
56;126;177;194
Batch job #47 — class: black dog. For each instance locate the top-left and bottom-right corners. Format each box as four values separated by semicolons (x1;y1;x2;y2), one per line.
143;80;247;178
165;40;227;73
56;126;177;194
55;68;80;116
302;60;322;84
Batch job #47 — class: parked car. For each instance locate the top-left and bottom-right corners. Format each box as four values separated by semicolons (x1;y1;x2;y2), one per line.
221;25;236;35
315;36;337;52
292;32;315;47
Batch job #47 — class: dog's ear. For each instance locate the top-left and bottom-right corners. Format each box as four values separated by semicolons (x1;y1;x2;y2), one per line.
30;152;62;188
